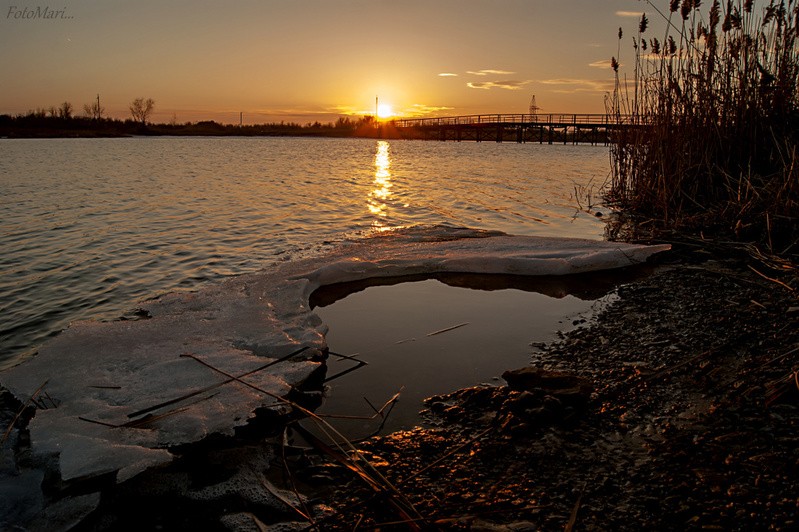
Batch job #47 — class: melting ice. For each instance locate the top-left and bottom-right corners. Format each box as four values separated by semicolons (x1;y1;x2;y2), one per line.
0;226;669;521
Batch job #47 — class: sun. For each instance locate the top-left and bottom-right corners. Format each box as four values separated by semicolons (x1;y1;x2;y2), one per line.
377;103;394;119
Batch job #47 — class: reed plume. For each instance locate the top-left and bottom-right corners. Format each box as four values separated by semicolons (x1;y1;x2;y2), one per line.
607;0;799;256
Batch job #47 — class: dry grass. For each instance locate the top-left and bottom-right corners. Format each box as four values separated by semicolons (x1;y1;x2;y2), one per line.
607;0;799;257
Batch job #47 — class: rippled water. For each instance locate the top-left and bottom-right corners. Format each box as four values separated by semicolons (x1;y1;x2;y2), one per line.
0;137;609;370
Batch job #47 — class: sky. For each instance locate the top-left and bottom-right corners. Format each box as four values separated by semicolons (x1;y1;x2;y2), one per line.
0;0;658;124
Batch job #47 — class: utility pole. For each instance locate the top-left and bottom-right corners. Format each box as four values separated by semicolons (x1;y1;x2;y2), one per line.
375;95;378;119
240;112;243;127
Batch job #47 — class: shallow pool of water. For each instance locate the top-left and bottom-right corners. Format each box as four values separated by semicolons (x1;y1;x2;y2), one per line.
310;271;633;438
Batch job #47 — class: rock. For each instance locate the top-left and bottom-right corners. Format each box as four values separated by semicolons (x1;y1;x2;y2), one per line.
502;367;592;408
502;367;591;393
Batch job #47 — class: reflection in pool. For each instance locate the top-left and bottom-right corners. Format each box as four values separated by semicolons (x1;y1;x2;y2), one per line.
310;270;645;438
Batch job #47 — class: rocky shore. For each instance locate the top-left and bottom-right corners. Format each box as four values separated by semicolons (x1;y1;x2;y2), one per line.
3;242;797;531
304;245;799;530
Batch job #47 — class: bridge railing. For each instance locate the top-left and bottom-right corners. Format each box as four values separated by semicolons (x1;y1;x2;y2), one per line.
392;113;646;128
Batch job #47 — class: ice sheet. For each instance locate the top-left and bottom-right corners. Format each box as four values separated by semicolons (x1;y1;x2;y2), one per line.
1;226;669;485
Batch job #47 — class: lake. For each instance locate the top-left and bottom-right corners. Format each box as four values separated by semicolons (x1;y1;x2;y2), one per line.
0;137;609;373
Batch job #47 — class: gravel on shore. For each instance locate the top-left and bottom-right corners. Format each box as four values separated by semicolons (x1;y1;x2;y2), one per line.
4;244;797;531
307;245;799;531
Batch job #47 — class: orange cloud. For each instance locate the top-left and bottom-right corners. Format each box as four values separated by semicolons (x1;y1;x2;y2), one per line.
466;69;515;76
467;80;531;90
539;78;614;93
589;59;616;69
402;103;455;117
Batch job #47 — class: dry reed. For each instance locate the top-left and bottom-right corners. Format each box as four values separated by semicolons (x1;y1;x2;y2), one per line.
607;0;799;257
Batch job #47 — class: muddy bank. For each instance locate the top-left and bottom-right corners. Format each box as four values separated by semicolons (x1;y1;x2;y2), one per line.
307;247;799;530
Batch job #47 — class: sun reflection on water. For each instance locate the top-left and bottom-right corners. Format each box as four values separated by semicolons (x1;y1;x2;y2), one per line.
368;140;392;226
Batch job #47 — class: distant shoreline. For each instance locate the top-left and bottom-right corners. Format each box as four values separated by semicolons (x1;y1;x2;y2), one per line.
0;115;393;140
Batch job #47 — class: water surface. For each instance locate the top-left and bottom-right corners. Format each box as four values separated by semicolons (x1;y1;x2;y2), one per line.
312;278;598;436
0;137;609;369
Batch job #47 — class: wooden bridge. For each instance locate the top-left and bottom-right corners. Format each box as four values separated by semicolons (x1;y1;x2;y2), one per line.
388;113;642;145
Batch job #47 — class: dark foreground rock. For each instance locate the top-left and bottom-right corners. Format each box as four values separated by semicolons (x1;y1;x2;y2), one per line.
306;249;799;530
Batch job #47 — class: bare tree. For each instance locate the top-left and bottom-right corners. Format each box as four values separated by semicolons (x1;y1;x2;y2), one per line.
83;94;104;120
58;101;73;119
129;97;155;124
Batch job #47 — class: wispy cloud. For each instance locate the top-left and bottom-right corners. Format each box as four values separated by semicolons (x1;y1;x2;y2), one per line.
616;11;643;17
466;69;515;76
438;72;458;77
403;103;455;117
329;105;364;116
253;106;334;117
588;59;616;69
467;79;531;90
539;78;614;93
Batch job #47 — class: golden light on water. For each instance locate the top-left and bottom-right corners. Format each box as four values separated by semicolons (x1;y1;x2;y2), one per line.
368;141;392;224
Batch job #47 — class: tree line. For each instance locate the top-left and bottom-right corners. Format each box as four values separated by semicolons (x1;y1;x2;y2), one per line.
16;96;154;124
0;97;382;138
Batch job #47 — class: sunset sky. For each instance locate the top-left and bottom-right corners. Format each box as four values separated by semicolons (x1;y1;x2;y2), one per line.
1;0;657;124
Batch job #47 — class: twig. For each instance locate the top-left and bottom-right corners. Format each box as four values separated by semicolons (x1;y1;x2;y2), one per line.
317;389;402;422
78;416;119;428
748;265;795;293
122;406;193;428
260;474;313;524
281;427;318;528
399;427;492;486
293;423;427;531
324;362;367;383
565;484;585;532
363;396;382;417
752;345;799;372
353;393;403;441
42;390;58;409
127;345;309;419
329;351;366;364
181;353;427;529
323;351;368;383
426;323;469;337
647;348;716;380
1;380;49;444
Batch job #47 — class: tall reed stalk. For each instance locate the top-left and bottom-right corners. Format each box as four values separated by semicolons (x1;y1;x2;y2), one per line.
607;0;799;256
